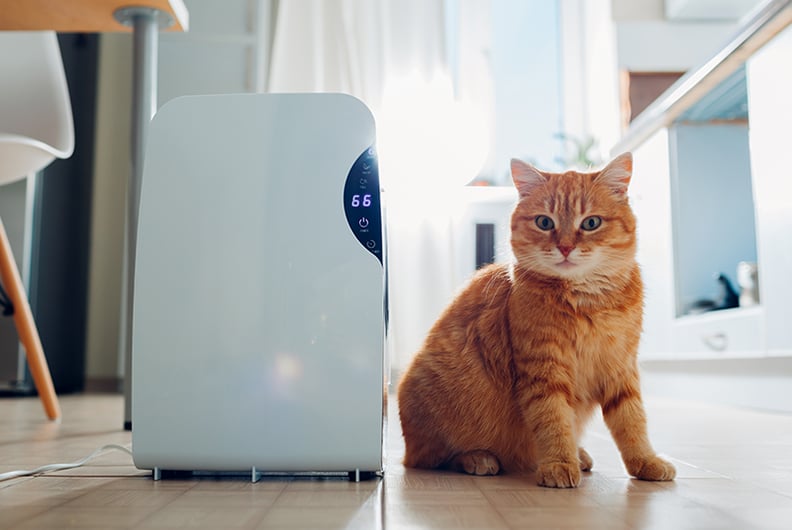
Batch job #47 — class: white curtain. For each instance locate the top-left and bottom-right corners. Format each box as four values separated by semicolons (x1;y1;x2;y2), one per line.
268;0;447;108
267;0;492;375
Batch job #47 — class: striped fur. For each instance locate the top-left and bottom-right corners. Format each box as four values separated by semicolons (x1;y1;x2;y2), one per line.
397;153;675;488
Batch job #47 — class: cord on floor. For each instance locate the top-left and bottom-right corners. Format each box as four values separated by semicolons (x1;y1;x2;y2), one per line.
0;444;133;482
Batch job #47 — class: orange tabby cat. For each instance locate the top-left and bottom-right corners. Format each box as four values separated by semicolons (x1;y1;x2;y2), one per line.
397;153;675;488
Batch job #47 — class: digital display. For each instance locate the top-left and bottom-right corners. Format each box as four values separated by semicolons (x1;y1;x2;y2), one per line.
350;194;372;208
343;146;382;264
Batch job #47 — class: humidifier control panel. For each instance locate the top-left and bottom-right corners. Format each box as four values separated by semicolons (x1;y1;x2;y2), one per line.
344;146;382;264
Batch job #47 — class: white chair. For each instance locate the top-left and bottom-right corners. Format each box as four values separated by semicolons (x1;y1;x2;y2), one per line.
0;31;74;421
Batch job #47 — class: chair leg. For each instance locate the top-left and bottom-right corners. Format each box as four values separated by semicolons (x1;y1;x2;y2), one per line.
0;217;61;421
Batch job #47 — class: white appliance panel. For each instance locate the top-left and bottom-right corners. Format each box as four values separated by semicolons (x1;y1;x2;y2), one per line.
132;94;385;474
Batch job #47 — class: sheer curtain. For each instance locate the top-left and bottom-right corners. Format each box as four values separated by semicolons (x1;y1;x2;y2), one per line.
268;0;447;108
267;0;481;375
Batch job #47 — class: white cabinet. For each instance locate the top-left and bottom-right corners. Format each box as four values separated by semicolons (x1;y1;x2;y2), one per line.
632;22;792;360
671;307;765;358
746;23;792;357
630;129;675;359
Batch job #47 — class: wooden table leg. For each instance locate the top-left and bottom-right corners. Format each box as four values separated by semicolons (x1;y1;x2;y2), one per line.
0;217;61;421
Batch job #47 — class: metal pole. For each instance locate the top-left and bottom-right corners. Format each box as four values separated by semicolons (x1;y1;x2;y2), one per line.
114;7;172;430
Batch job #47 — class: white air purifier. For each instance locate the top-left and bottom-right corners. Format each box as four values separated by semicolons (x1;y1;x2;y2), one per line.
131;93;386;481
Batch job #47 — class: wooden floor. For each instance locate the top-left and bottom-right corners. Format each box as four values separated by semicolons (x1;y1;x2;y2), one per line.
1;392;792;529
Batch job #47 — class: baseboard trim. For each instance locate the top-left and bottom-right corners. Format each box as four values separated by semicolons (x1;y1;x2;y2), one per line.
640;356;792;413
84;377;123;394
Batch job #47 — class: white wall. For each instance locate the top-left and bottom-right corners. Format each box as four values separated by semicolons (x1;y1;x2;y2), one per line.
616;21;738;72
611;0;739;72
85;35;132;382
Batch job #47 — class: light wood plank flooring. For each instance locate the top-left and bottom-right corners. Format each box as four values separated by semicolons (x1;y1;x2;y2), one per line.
2;392;792;529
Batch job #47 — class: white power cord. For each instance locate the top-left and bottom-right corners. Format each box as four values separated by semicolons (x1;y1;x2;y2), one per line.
0;444;133;482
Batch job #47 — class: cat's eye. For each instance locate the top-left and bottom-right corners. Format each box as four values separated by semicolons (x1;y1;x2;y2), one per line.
581;216;602;231
535;215;555;231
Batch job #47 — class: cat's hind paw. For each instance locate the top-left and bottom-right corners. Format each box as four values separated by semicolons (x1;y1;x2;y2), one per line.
450;450;501;476
536;461;581;488
627;455;676;481
578;447;593;472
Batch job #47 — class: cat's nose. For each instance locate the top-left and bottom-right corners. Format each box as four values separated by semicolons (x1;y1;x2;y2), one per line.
558;245;574;257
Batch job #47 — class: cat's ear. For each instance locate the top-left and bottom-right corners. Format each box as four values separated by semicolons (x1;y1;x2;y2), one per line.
595;152;632;196
511;159;547;196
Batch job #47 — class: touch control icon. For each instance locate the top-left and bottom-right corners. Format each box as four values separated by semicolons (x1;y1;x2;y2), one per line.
366;240;377;249
358;217;369;228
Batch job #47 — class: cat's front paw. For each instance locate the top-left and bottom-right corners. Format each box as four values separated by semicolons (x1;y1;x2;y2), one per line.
627;455;676;481
578;447;593;472
536;462;581;488
451;450;501;476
